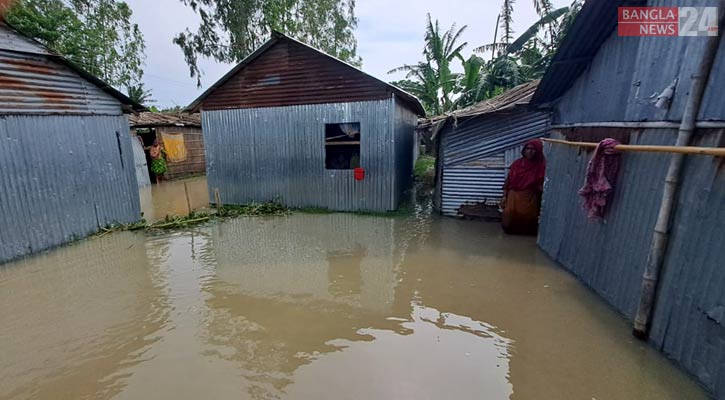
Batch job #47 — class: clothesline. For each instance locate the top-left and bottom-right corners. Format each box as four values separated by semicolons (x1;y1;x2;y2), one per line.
542;138;725;157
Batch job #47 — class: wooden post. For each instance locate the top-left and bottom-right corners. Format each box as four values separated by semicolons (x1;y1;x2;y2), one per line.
184;182;192;216
214;188;222;208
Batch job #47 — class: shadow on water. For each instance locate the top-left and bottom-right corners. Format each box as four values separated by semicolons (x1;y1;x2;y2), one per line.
0;204;711;400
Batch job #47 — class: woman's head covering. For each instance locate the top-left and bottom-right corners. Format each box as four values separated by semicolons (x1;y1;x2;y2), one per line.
507;139;546;192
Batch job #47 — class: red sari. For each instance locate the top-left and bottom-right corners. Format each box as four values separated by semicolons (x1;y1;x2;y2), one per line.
502;139;546;235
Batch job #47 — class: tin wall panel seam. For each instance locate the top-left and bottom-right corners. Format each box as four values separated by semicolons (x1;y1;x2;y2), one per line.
202;99;405;212
0;115;140;264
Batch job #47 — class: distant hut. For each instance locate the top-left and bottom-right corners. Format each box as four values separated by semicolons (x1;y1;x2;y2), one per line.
530;0;725;396
129;112;205;182
419;81;549;217
0;21;144;264
186;31;425;212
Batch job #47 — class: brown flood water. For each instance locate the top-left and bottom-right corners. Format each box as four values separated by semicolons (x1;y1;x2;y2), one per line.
0;196;710;399
139;176;210;222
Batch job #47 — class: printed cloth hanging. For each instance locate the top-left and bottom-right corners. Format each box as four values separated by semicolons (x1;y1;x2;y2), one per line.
578;138;621;219
161;132;187;163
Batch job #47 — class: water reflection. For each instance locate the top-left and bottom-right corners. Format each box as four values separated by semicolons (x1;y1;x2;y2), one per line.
0;212;710;400
139;176;209;222
286;303;513;400
0;232;168;400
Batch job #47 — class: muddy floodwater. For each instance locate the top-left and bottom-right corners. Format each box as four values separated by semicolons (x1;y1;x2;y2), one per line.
139;176;210;222
0;204;709;399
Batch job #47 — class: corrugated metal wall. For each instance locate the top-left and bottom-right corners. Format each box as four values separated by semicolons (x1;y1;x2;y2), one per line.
201;39;393;111
554;0;723;124
0;115;141;264
539;128;725;397
438;109;550;216
0;49;123;116
131;136;150;187
0;24;51;56
203;98;411;212
393;97;418;206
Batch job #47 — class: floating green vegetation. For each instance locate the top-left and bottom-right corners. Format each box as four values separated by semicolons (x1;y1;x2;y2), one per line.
96;201;290;237
217;202;291;217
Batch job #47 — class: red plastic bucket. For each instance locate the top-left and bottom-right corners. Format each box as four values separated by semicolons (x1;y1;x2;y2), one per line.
354;167;365;181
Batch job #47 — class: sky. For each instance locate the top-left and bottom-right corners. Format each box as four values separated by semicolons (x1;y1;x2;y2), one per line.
123;0;570;109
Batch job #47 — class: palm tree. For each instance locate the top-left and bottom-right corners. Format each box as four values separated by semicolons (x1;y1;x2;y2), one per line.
390;62;441;115
127;83;153;106
389;14;468;115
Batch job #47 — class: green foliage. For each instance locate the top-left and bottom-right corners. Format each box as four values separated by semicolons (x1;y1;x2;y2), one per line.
216;201;291;217
174;0;361;86
414;156;435;178
127;82;153;105
160;105;185;113
6;0;146;89
393;0;583;116
414;155;436;193
388;14;467;116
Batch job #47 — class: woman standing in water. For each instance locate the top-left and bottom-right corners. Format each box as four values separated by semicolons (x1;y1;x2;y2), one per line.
501;139;546;235
148;139;167;184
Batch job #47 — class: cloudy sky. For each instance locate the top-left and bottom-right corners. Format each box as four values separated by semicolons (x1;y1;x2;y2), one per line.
123;0;569;108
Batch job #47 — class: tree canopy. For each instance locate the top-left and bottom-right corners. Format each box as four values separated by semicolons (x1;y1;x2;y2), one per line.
390;0;582;116
174;0;361;86
5;0;146;90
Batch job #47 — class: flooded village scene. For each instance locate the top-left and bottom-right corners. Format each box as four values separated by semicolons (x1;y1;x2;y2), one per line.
1;0;724;399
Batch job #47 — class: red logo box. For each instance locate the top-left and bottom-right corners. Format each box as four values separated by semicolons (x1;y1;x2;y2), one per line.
618;7;679;36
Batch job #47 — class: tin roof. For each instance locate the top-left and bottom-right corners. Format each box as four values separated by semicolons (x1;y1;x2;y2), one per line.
186;31;425;115
530;0;647;105
129;112;201;127
0;19;145;113
419;80;540;128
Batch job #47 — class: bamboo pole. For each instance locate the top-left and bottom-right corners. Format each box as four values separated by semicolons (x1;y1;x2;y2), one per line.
633;2;725;340
542;138;725;157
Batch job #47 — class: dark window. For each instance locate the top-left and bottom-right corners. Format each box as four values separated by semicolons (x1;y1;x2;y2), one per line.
325;123;360;170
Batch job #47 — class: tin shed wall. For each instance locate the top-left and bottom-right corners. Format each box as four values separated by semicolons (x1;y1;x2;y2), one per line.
200;39;393;111
553;0;723;124
439;109;550;216
538;128;725;396
202;99;399;212
0;49;123;116
0;115;140;264
393;97;419;206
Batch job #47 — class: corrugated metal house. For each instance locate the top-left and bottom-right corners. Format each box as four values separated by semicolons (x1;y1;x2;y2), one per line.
129;112;206;181
531;0;725;396
419;81;549;217
186;31;425;212
0;21;143;264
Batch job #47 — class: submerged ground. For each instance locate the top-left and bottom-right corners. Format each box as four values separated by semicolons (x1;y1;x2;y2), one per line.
0;178;709;400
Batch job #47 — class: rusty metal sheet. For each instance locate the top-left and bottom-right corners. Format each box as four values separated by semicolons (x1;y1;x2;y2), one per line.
0;49;123;115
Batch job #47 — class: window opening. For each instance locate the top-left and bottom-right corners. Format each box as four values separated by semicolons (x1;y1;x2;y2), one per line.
325;122;360;170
